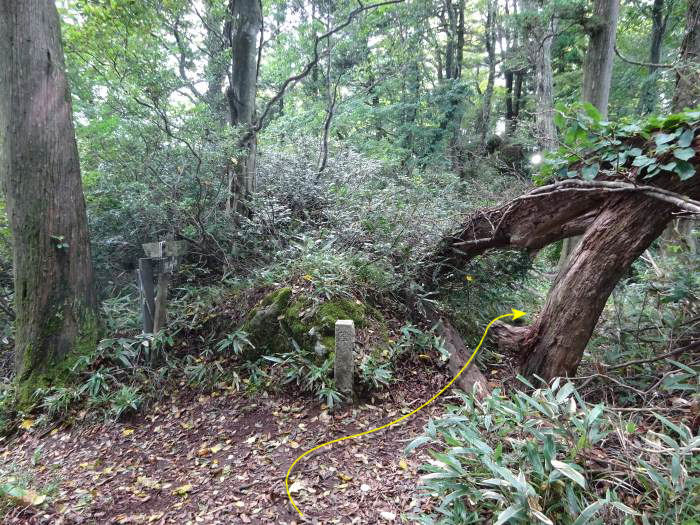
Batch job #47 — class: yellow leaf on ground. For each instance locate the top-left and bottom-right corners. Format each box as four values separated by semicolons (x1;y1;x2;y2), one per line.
20;419;34;430
210;443;224;454
122;428;134;437
399;459;409;470
172;484;192;496
337;472;353;481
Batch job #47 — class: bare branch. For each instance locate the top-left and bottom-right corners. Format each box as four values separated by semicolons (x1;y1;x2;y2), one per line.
252;0;405;135
614;44;674;69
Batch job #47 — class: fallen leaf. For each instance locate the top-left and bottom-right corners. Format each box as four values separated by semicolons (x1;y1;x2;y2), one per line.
172;483;192;496
20;419;34;430
337;473;353;482
380;511;396;521
122;428;134;437
399;458;409;470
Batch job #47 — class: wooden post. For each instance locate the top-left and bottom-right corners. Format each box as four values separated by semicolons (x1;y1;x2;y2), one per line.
153;271;170;333
138;258;155;334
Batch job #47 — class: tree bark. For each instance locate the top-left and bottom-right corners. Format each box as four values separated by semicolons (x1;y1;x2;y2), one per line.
522;1;557;149
638;0;668;115
0;0;98;404
226;0;261;216
476;0;497;148
427;135;700;380
521;194;675;379
582;0;620;118
671;0;700;112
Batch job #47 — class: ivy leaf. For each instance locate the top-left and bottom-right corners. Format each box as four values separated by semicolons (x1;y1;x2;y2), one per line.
677;128;695;148
581;163;599;180
674;160;695;181
673;147;695;161
628;147;643;157
654;133;675;146
659;161;677;171
632;155;653;167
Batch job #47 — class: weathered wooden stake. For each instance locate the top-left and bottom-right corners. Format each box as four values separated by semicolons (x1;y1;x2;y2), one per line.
334;319;355;402
138;258;155;334
153;271;170;333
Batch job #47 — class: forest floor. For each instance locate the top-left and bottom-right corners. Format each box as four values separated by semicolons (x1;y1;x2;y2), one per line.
0;364;456;525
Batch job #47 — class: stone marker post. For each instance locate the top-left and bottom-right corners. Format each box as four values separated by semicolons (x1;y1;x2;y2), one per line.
334;320;355;402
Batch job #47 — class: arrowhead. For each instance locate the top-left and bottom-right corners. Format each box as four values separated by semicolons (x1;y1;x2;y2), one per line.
511;308;526;320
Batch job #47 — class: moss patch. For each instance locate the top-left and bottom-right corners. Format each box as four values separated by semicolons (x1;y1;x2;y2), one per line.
15;309;100;410
240;289;369;362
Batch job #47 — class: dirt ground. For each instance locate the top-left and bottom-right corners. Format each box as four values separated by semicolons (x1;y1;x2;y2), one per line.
1;366;453;524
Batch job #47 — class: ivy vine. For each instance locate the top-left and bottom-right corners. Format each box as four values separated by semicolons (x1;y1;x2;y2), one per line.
536;104;700;186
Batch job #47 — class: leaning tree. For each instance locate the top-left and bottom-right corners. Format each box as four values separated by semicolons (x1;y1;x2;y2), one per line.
428;107;699;383
0;0;98;404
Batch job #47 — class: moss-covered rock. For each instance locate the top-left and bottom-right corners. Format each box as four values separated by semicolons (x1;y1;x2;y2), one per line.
240;287;294;361
240;289;368;362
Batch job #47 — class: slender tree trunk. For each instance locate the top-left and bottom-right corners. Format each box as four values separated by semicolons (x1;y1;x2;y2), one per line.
671;0;700;112
638;0;668;115
477;0;497;148
0;0;98;404
559;0;620;268
532;20;557;150
226;0;261;216
582;0;620;117
662;0;700;255
522;0;557;149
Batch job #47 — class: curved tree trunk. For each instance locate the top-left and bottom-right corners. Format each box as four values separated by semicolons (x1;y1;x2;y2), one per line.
0;0;98;404
521;194;675;379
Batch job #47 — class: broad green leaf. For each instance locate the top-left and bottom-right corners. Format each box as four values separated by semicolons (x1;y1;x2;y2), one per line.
632;155;653;167
677;128;695;148
581;163;599;180
659;161;677;171
674;160;695;180
654;133;674;145
582;102;603;122
673;147;695;161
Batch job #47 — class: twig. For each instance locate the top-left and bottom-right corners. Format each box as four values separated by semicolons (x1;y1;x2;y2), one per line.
605;340;699;370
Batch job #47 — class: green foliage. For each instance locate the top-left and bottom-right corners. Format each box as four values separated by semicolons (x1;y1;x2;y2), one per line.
538;105;699;185
408;380;697;524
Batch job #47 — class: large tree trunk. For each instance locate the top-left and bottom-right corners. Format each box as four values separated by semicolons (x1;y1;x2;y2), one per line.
521;195;674;379
428;135;700;380
0;0;98;404
226;0;261;216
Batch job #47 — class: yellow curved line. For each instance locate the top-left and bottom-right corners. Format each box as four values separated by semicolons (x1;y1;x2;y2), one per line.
285;310;520;518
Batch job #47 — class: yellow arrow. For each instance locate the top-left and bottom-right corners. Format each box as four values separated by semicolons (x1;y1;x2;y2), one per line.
285;308;526;518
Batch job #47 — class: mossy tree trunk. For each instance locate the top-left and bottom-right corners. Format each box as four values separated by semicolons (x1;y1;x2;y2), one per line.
0;0;98;403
